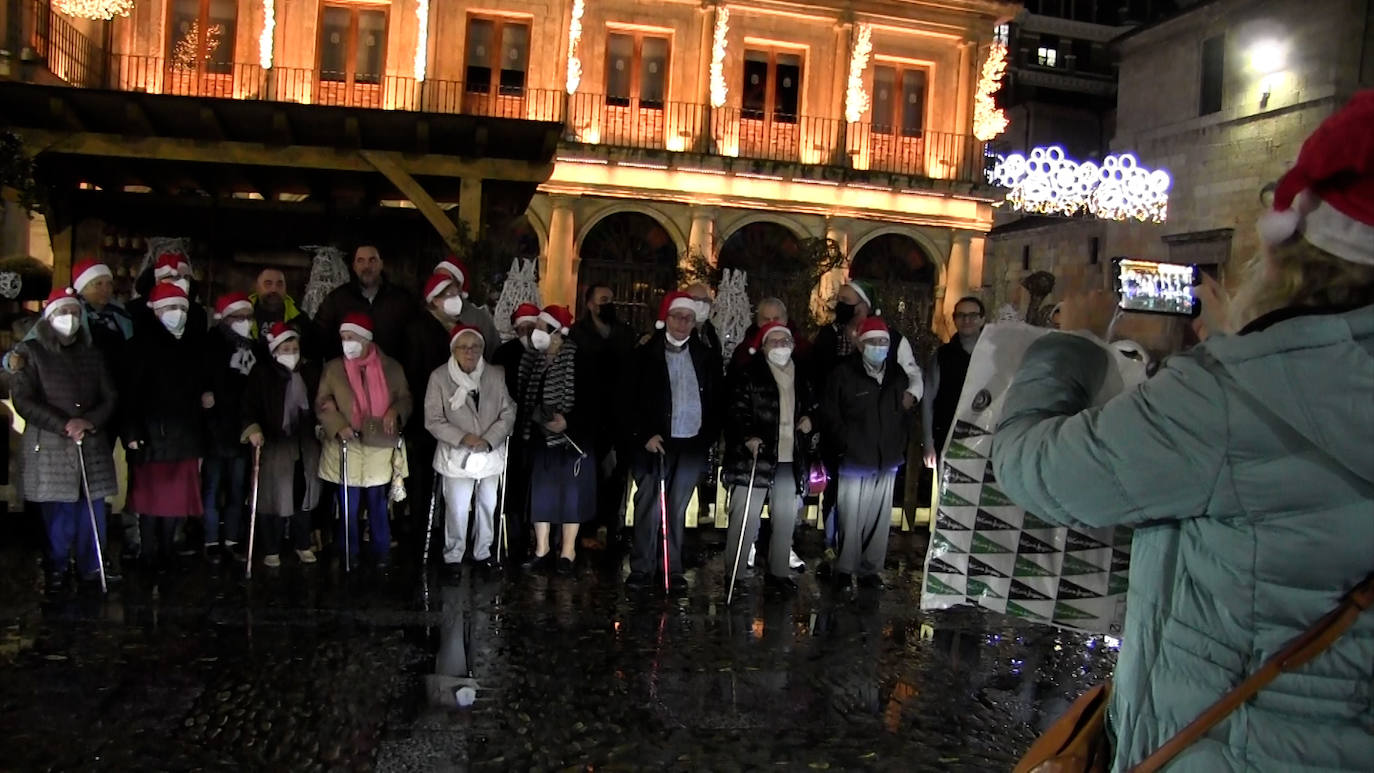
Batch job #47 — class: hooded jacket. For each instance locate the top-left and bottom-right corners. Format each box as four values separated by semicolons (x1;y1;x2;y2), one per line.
992;306;1374;772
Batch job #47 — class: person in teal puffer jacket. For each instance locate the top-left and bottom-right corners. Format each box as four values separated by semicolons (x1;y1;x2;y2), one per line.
992;90;1374;772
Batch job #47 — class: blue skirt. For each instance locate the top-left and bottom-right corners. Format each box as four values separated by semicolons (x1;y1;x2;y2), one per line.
527;444;596;524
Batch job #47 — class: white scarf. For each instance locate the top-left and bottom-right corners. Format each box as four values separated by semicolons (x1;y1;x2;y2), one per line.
447;356;485;411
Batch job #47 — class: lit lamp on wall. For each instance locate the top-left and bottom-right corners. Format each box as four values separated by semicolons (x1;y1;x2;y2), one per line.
1248;39;1286;108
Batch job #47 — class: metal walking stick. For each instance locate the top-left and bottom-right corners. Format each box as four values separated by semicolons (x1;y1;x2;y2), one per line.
245;445;262;580
340;439;351;573
421;481;439;570
658;450;670;594
495;444;510;564
726;448;759;606
74;438;107;594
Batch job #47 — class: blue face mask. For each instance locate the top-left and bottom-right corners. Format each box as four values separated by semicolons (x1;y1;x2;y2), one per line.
863;345;889;366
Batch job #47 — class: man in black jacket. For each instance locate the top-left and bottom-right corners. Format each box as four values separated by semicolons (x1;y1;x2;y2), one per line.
201;293;258;563
821;317;909;590
569;284;637;552
922;296;985;468
622;291;721;592
314;243;419;363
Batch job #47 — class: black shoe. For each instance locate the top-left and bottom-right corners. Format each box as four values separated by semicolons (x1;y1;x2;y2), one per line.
44;569;66;591
121;545;140;563
857;574;886;590
816;562;833;579
765;574;798;595
669;574;688;594
833;572;854;590
375;555;392;571
522;553;552;574
626;571;650;589
555;557;575;577
204;546;223;566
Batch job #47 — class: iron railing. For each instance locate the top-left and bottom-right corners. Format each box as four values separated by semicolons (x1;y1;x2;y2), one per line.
21;0;102;88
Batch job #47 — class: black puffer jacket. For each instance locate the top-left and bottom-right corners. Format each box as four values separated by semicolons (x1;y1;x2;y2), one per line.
820;353;909;473
123;316;208;463
203;324;258;457
721;354;818;492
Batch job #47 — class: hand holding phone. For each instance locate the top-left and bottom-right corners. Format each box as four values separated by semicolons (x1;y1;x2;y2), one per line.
1114;258;1201;317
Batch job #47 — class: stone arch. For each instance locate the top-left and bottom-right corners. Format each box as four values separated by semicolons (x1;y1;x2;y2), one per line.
715;212;815;248
575;210;682;331
849;226;946;273
576;203;688;257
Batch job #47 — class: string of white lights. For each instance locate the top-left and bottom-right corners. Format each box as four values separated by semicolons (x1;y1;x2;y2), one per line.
55;0;132;21
260;0;275;69
566;0;585;94
414;0;430;80
973;42;1008;141
988;146;1171;223
844;24;873;123
710;7;730;108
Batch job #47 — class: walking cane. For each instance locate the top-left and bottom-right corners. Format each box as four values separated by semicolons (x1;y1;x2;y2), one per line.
245;445;262;580
421;483;439;571
495;445;510;564
726;448;759;605
73;438;107;594
340;439;351;573
657;450;670;594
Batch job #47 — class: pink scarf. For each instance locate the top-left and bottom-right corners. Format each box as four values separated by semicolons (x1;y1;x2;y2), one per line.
343;344;391;429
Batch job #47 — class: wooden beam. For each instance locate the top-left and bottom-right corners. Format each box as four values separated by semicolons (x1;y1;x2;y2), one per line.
14;129;555;182
359;149;460;250
199;106;225;141
48;96;84;132
270;109;293;146
124;101;155;136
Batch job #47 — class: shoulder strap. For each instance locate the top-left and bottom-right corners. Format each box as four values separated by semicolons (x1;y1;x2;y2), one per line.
1133;573;1374;772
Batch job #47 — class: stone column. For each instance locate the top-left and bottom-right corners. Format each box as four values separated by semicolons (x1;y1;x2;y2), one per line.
688;206;716;263
967;233;986;290
543;195;577;306
941;231;972;336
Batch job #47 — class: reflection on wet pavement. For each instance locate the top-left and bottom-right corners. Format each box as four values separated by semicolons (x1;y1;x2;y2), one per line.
0;532;1116;770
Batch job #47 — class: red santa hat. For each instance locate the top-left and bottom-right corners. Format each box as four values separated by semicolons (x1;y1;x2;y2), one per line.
148;282;189;311
43;286;81;318
339;312;374;341
655;291;697;330
748;321;794;354
857;316;889;344
435;257;470;297
538;305;574;335
266;321;298;352
154;250;190;280
214;292;253;319
71;258;112;294
1258;90;1374;265
422;272;455;304
449;323;485;348
510;302;541;327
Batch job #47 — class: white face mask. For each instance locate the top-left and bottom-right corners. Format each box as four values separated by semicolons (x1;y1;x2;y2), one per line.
342;340;365;360
530;329;552;351
229;319;253;338
694;300;712;323
173;278;191;294
274;352;300;371
665;332;690;348
766;345;793;367
160;309;187;333
51;314;78;338
441;296;464;317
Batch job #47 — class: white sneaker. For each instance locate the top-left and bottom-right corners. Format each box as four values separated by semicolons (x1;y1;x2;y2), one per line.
789;549;805;571
263;554;281;568
296;549;317;564
747;545;756;568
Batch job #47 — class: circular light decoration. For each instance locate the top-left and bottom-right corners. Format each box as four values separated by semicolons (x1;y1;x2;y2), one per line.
55;0;132;20
988;146;1171;223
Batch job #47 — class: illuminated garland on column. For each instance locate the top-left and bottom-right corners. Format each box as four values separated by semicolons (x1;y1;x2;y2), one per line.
54;0;132;21
414;0;430;80
259;0;275;69
988;146;1171;223
844;23;873;123
710;6;730;108
566;0;585;94
972;42;1008;141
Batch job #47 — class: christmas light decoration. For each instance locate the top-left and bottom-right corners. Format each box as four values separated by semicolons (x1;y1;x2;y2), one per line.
54;0;131;21
414;0;430;80
844;24;873;123
973;42;1008;141
260;0;276;69
988;146;1171;224
172;21;225;70
565;0;585;94
710;7;730;108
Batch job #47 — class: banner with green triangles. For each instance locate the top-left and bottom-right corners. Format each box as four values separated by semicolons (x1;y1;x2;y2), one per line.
1006;601;1052;621
966;577;1005;600
924;574;964;596
1009;580;1053;601
1022;511;1058;530
1062;552;1108;576
926;556;965;575
1054;602;1099;622
943;465;980;484
952;420;990;440
930;532;967;555
1017;531;1059;554
1014;554;1058;578
977;486;1016;507
1065;530;1109;551
968;557;1010;578
1111;550;1130;572
972;532;1015;554
983;461;998;483
939;486;978;507
945;440;984;460
1056;578;1106;600
936;510;971;531
975;508;1020;531
1109;573;1130;595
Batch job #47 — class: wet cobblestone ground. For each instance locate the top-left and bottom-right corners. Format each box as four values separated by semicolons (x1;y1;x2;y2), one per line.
0;529;1116;771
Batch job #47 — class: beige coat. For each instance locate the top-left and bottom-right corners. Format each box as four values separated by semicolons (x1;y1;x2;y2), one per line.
316;352;412;487
424;361;515;479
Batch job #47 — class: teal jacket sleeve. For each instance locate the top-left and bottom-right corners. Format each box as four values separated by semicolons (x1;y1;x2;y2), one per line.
991;334;1227;530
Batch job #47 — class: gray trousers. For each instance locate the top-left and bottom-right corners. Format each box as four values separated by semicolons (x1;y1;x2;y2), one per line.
724;462;800;582
835;470;897;577
629;440;705;576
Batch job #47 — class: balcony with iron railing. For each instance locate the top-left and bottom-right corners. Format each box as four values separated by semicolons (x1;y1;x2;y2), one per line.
13;2;991;186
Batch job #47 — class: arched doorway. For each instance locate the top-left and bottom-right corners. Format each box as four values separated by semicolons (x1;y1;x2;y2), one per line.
850;232;937;342
577;211;679;332
716;221;816;329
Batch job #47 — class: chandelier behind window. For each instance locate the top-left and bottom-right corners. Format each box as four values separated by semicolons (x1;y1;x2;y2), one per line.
55;0;134;21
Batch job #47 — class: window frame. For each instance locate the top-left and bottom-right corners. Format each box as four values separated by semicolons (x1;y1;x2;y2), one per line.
166;0;238;75
316;3;390;88
870;63;928;138
1199;34;1225;116
604;30;671;110
740;46;804;124
464;15;532;97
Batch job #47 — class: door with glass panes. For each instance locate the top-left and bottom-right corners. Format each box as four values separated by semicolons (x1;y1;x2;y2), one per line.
737;48;802;161
867;64;927;175
317;4;387;108
601;32;670;148
165;0;237;97
463;17;530;117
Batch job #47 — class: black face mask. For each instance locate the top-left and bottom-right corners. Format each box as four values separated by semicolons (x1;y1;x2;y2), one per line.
834;301;857;326
597;303;618;325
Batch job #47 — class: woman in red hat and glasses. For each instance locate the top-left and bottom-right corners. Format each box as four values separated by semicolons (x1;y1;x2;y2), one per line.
316;312;412;569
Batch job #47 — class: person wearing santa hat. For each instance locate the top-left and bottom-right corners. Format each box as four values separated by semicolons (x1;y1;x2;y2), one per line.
820;316;910;590
315;312;412;569
241;322;324;568
122;283;210;574
11;288;121;589
992;91;1374;773
489;301;541;562
514;305;596;575
128;249;209;339
720;322;818;596
314;242;418;362
622;291;723;592
424;324;515;576
198;292;259;564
